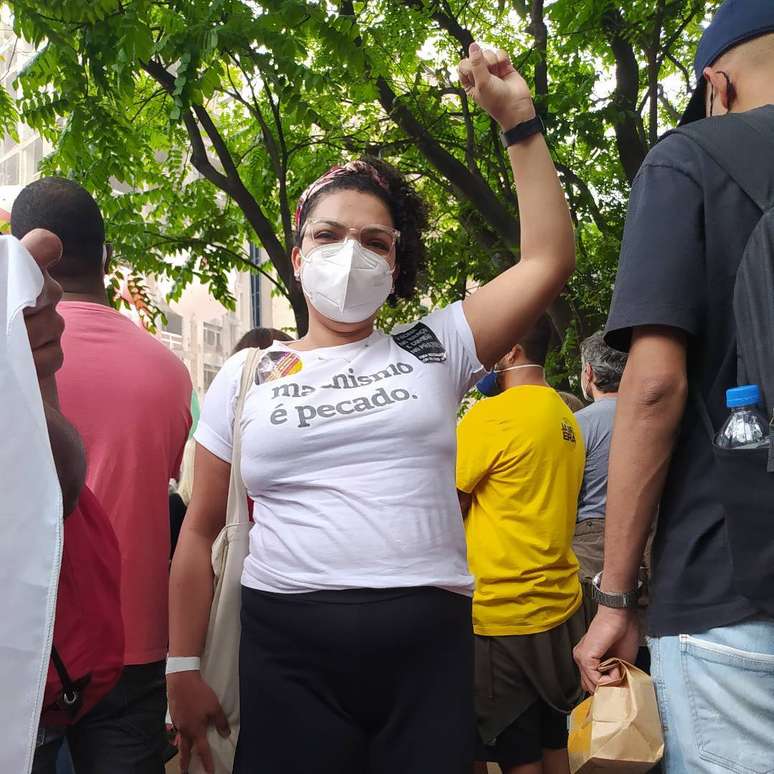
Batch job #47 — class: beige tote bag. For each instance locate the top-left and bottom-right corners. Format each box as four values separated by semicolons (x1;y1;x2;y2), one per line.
190;347;262;774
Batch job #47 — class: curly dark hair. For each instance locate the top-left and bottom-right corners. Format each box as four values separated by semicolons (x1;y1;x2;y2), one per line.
294;157;428;304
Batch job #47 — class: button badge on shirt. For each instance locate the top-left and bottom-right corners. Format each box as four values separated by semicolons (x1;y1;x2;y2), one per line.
256;350;304;384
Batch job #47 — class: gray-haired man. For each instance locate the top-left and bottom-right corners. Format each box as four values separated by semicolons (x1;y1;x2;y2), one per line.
573;333;627;600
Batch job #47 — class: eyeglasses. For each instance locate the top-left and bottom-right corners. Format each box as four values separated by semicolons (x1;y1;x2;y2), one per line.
301;218;400;259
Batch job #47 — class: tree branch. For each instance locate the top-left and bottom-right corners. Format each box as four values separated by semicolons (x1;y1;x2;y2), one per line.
142;59;231;190
658;6;701;69
376;76;518;247
657;84;681;125
400;0;473;53
141;58;309;330
647;0;666;145
451;87;477;172
601;9;648;182
555;162;608;233
335;0;518;247
528;0;548;117
143;231;288;296
262;79;294;250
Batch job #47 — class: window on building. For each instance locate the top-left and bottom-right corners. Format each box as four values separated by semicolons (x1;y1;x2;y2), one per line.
250;273;261;327
203;364;220;391
203;322;222;350
20;137;44;183
0;153;19;185
4;69;17;100
19;121;34;142
159;331;183;358
249;244;261;327
29;137;43;175
164;311;183;336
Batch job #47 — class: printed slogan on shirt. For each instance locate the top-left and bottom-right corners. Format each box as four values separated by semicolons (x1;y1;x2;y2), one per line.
266;361;419;428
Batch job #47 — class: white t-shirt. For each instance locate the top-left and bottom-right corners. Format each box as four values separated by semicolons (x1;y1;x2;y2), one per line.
196;301;485;595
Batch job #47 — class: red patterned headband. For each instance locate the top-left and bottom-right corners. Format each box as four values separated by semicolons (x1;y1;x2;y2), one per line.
294;161;390;230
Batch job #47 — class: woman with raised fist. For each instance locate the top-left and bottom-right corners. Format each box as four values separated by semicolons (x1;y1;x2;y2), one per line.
168;42;574;774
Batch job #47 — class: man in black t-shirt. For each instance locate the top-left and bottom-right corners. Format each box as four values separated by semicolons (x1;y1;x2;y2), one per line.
574;2;774;771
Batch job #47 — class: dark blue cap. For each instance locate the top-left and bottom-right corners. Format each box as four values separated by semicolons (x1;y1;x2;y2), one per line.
726;384;762;408
680;0;774;125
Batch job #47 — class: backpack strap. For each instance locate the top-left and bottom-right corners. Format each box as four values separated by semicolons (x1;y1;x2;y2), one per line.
668;112;774;212
226;347;264;528
50;646;90;718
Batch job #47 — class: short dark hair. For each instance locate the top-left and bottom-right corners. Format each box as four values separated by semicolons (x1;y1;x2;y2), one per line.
233;327;293;354
580;331;628;393
11;177;105;279
295;157;428;304
519;314;554;366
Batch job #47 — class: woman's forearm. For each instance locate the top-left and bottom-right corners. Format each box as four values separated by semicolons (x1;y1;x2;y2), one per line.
169;445;232;658
507;133;575;276
168;528;217;658
462;131;575;367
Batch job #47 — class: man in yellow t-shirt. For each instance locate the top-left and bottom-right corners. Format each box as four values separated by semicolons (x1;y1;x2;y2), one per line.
457;315;585;774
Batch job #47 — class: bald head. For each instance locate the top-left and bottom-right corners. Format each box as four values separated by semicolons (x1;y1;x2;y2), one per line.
716;31;774;69
705;32;774;117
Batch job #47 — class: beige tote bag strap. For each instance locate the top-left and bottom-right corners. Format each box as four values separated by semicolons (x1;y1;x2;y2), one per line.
225;347;263;529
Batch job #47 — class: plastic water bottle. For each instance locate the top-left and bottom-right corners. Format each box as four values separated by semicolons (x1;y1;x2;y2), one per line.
715;385;770;450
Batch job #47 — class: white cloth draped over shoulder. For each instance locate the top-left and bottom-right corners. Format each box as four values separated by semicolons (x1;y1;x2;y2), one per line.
0;236;63;774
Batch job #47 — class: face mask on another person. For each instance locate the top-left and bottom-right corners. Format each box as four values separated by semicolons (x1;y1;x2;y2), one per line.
580;365;592;402
299;238;393;324
476;364;544;397
476;371;501;397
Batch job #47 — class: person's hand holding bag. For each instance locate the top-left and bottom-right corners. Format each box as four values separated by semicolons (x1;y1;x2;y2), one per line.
168;669;230;774
458;41;536;129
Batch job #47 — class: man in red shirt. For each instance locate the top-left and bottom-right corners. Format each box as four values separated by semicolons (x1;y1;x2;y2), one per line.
13;179;192;774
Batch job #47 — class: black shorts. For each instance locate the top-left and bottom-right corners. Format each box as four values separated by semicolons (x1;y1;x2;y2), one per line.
476;699;568;767
474;607;586;768
235;585;474;774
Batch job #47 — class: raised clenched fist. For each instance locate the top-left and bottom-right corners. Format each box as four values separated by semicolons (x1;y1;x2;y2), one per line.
458;42;536;130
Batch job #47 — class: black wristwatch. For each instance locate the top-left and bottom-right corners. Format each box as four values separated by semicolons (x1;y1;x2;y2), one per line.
590;572;641;610
500;115;545;148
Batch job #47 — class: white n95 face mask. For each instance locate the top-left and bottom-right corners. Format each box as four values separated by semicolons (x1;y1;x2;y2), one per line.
299;239;393;324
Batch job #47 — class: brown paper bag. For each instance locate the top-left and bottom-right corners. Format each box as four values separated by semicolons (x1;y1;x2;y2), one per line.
568;658;664;773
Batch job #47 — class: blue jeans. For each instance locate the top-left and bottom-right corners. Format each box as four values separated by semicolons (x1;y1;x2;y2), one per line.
648;617;774;774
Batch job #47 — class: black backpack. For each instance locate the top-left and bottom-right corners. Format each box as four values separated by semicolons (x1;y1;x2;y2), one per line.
668;111;774;617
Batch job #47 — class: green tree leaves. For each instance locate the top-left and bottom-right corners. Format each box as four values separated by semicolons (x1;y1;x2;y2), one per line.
4;0;720;380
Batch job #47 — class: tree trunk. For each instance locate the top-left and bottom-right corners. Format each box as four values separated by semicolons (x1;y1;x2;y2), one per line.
601;9;648;183
528;0;548;118
288;282;309;336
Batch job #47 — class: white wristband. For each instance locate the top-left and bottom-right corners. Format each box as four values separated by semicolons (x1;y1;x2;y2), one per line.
165;656;201;675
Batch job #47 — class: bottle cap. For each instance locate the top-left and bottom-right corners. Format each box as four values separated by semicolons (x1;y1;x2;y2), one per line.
726;384;762;408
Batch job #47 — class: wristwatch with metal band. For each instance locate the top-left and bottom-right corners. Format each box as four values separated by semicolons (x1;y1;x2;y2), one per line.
499;115;545;148
590;572;641;610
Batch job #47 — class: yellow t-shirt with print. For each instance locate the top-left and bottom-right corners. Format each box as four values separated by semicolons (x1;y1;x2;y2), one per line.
457;385;585;636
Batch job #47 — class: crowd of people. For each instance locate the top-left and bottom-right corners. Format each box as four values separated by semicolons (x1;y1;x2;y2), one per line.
7;1;774;773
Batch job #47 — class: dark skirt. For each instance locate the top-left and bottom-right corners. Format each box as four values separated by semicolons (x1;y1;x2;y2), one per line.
235;585;475;774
